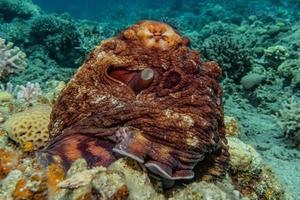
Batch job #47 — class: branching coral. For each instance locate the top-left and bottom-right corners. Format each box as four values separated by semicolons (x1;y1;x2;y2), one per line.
15;82;42;103
0;38;27;80
0;82;42;103
0;0;40;22
200;35;253;81
29;14;84;68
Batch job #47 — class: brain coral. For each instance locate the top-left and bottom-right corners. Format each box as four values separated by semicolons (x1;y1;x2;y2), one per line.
44;20;229;182
2;105;51;150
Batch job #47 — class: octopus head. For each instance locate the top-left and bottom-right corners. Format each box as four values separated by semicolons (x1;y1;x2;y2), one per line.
124;20;183;50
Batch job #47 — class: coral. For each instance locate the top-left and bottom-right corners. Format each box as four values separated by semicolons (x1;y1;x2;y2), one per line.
29;14;84;68
0;38;27;80
8;55;75;87
274;97;300;137
2;105;51;150
278;59;300;88
109;158;163;200
44;80;66;104
0;91;13;102
0;0;40;22
13;179;33;199
51;159;131;200
0;170;23;199
228;137;287;200
44;20;229;182
15;82;42;103
0;81;42;103
47;163;65;199
0;148;19;179
228;137;263;174
224;116;240;137
264;45;289;68
200;35;252;81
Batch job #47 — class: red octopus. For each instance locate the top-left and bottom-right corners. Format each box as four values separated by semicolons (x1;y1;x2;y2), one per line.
44;20;229;182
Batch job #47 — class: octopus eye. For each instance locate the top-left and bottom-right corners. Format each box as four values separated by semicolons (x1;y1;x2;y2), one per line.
163;71;181;89
161;35;168;40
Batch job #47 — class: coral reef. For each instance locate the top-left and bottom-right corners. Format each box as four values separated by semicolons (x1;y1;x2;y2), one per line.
44;20;229;182
0;38;27;80
0;0;299;198
0;0;40;22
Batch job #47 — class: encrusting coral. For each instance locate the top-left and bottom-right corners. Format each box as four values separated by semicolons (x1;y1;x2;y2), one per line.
0;38;27;80
274;97;300;146
227;137;288;200
44;20;229;183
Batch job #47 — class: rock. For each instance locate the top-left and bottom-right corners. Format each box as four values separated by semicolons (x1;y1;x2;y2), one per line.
54;159;130;200
240;73;265;89
109;158;164;200
227;137;289;200
228;137;263;173
169;178;245;200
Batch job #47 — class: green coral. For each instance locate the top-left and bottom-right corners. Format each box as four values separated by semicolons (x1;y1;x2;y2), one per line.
29;14;84;68
275;97;300;137
200;35;253;81
277;59;300;88
264;45;289;68
0;0;40;22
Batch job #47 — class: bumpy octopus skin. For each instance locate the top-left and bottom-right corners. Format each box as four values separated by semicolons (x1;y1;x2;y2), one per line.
44;20;229;181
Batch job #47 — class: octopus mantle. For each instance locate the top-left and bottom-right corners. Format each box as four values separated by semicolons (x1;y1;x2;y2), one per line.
44;20;229;181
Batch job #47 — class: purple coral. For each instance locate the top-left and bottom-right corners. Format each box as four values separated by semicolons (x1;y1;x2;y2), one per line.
16;82;42;103
0;38;27;79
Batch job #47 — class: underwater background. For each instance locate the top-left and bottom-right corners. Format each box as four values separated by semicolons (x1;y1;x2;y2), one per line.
0;0;299;199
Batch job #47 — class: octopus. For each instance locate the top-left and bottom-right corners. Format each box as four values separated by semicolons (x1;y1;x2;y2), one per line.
44;20;229;182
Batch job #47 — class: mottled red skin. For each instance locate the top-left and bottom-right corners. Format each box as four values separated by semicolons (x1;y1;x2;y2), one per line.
44;20;229;181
